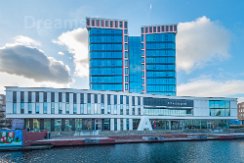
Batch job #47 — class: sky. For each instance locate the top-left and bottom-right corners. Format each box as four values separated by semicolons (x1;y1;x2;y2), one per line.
0;0;244;101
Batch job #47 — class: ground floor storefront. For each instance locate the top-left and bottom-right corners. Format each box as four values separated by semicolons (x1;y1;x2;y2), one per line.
23;118;140;132
150;119;230;130
11;118;232;132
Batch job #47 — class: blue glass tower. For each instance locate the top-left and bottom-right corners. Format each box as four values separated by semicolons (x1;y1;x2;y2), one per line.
86;18;129;92
141;25;177;95
87;17;177;95
129;37;143;93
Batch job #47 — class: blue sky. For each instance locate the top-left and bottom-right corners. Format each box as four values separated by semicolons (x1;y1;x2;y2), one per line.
0;0;244;99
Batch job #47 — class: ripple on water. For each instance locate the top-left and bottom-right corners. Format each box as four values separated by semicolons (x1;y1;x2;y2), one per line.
1;141;244;163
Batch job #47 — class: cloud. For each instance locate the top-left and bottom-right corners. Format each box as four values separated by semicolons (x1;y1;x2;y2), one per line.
58;51;65;56
53;28;89;77
0;36;71;83
11;35;41;47
177;16;230;72
0;72;70;94
178;77;244;97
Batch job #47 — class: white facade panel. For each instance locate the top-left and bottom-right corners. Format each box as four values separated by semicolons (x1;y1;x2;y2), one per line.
91;94;94;114
193;100;209;116
129;118;133;130
104;94;107;115
129;96;132;115
16;91;20;114
70;93;73;114
110;118;114;131
117;118;121;131
47;92;51;114
77;93;81;114
55;92;58;114
24;91;28;114
4;86;238;131
6;90;13;115
39;92;43;114
123;118;126;131
84;93;87;114
231;100;238;117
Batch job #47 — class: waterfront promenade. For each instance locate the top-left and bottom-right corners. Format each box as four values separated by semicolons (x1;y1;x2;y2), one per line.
35;131;244;147
2;129;244;151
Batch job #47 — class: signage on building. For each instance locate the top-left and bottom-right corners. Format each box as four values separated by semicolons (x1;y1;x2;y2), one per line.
166;99;193;107
144;97;194;107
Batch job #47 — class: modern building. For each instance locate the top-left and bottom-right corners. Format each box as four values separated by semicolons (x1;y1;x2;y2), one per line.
129;36;142;93
86;18;129;92
0;94;11;129
5;87;237;133
86;17;177;95
141;25;177;95
238;102;244;124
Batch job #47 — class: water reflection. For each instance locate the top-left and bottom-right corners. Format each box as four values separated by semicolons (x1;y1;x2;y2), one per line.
1;141;244;163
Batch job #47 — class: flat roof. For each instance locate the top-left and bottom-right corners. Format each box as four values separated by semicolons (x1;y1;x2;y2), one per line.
5;86;237;101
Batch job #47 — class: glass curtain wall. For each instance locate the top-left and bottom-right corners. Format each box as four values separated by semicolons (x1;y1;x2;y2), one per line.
89;28;124;91
209;100;230;116
129;36;143;93
143;32;176;95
